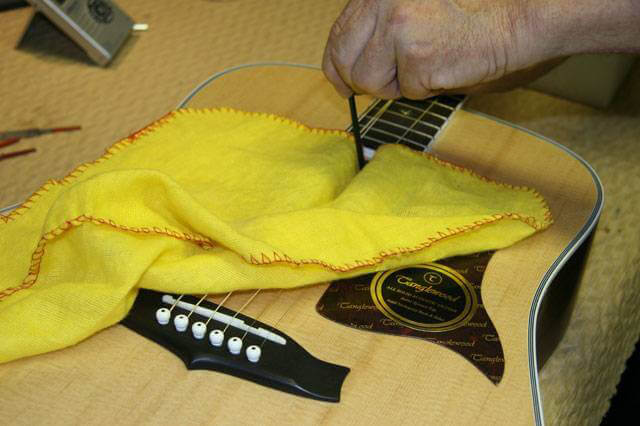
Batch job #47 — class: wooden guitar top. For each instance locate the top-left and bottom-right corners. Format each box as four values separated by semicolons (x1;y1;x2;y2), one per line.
0;65;601;425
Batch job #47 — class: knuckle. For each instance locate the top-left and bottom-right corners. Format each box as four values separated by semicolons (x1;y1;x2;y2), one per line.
428;72;451;90
329;19;345;40
388;2;413;27
398;79;424;100
326;44;349;73
352;65;394;95
399;86;424;100
403;40;430;64
351;68;375;92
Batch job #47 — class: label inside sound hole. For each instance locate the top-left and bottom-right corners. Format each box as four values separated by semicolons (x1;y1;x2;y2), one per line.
370;264;477;332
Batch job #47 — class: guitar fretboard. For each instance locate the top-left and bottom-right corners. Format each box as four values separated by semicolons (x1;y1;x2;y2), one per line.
355;95;465;158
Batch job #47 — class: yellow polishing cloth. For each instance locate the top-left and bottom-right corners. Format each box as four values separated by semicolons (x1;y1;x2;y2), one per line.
0;108;552;363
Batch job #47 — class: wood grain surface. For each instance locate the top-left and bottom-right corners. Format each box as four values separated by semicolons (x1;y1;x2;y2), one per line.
0;1;638;425
0;65;599;425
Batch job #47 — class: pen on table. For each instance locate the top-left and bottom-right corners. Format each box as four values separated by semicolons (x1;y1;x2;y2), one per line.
0;126;82;143
348;95;366;170
0;148;36;161
0;125;82;162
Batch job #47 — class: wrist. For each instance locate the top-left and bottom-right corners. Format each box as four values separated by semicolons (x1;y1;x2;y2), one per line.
512;1;567;63
528;0;640;56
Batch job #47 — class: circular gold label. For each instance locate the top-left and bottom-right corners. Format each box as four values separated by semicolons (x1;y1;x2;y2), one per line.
370;263;478;332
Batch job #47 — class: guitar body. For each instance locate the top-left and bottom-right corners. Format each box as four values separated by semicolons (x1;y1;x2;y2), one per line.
0;65;602;425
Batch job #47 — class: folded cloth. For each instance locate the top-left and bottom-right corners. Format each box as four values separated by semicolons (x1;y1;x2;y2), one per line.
0;108;552;363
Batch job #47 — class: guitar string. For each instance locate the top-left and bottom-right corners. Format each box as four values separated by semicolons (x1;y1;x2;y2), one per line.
168;294;184;312
186;294;208;319
241;288;284;341
250;98;455;342
365;106;434;145
374;114;437;136
358;100;415;146
226;98;453;344
179;98;457;342
385;101;436;145
204;291;234;326
361;98;454;149
222;289;261;333
359;99;390;137
259;290;298;349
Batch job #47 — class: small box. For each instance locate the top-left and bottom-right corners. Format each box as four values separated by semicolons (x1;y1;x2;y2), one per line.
529;54;637;108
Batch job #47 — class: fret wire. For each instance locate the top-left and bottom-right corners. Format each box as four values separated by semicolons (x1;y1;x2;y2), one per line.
425;111;448;120
383;109;440;131
348;98;384;133
366;127;432;146
397;97;459;111
375;116;436;139
393;100;426;113
434;95;463;107
362;96;462;150
397;98;456;113
358;102;384;125
364;134;427;151
358;97;385;118
360;100;393;138
393;99;442;144
394;99;451;120
432;101;455;110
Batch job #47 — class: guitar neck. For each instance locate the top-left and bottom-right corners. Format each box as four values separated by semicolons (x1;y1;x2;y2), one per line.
355;95;466;159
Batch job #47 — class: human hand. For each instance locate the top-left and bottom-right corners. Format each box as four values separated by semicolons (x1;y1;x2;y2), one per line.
322;0;561;99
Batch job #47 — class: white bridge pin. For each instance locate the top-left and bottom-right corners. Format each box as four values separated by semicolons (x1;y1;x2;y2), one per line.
174;314;189;332
192;322;206;339
246;345;261;363
227;337;243;355
155;308;170;325
209;329;224;347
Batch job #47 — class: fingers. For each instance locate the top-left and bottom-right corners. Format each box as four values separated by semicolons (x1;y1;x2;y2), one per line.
324;0;546;100
322;54;353;98
324;0;439;100
349;22;401;99
322;0;379;97
444;57;568;95
395;39;445;100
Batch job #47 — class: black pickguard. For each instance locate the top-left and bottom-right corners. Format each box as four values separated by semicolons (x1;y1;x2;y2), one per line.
121;289;349;402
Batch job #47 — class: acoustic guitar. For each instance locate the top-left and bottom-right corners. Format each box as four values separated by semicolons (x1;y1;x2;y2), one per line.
0;63;602;425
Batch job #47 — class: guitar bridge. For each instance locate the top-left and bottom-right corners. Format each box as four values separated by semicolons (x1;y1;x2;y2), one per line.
121;289;350;402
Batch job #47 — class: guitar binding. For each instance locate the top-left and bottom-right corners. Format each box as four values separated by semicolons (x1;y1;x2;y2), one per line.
121;289;350;402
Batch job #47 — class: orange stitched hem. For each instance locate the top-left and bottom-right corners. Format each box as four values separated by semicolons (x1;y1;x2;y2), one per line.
0;214;216;301
0;108;352;224
377;143;554;224
0;111;177;224
245;211;551;272
0;107;554;302
0;209;550;301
